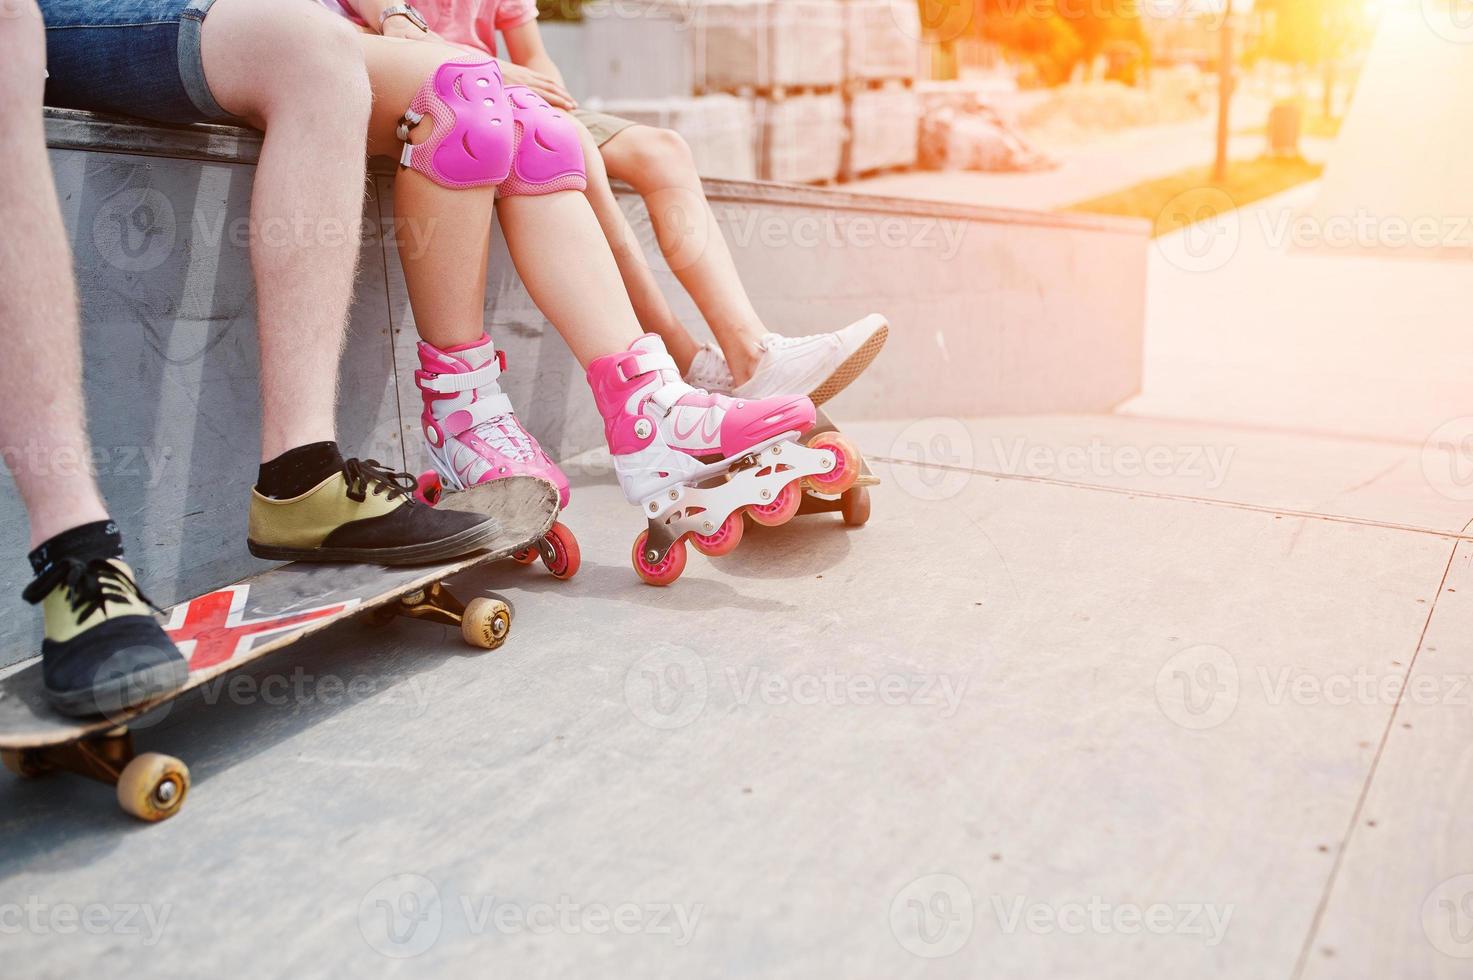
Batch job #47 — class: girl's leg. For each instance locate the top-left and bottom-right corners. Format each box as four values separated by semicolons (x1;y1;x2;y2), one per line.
600;126;767;385
358;36;642;364
575;123;701;372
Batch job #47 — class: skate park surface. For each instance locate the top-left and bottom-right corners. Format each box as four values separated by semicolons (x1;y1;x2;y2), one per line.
5;184;1473;978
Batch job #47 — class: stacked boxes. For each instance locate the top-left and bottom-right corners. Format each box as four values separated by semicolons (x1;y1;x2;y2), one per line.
693;0;846;92
843;0;922;82
579;0;923;184
844;85;920;175
754;93;847;183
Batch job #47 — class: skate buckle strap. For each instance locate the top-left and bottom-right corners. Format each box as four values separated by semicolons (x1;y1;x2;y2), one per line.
439;391;516;437
623;351;678;382
420;355;504;394
647;380;696;416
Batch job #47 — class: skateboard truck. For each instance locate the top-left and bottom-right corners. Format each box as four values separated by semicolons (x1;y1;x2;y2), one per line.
2;727;189;823
366;581;512;650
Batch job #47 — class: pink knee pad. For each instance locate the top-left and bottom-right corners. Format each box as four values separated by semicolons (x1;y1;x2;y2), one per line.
496;86;587;197
398;58;515;190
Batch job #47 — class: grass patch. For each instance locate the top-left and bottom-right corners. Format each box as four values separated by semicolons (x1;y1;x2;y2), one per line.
1064;156;1325;237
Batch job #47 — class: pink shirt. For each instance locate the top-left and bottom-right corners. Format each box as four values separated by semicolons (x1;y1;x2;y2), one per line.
317;0;538;57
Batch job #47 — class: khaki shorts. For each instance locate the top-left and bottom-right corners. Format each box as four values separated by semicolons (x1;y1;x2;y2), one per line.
573;109;640;147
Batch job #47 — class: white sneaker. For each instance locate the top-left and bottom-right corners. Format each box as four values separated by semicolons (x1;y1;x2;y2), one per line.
680;314;889;405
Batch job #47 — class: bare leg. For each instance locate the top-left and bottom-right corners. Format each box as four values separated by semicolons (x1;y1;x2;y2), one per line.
497;192;645;368
0;3;111;548
356;37;642;368
200;0;373;461
576;123;700;372
601;126;768;385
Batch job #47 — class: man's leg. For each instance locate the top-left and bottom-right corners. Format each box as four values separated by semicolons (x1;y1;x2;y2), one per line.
0;2;109;549
3;2;186;718
600;126;767;385
197;0;373;462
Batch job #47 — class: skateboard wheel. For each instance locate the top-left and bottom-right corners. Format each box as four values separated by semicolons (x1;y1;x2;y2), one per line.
2;749;44;779
841;486;871;527
691;511;744;557
116;753;189;823
461;597;511;650
746;481;802;527
414;471;443;507
805;432;861;496
632;530;686;586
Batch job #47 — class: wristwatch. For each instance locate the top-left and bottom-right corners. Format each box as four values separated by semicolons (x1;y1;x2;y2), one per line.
379;4;429;32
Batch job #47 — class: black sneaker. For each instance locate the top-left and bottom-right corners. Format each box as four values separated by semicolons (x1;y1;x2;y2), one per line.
27;557;188;718
247;458;502;565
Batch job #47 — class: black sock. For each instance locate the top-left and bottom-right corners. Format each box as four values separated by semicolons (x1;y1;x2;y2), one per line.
29;520;123;578
256;441;344;499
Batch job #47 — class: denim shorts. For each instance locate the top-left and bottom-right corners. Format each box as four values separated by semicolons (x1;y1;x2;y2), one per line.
38;0;234;125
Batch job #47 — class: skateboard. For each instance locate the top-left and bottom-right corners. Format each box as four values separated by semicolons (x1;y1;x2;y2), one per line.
0;475;559;823
415;472;581;581
796;408;877;527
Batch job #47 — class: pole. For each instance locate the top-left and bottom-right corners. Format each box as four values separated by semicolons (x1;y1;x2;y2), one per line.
1214;0;1235;182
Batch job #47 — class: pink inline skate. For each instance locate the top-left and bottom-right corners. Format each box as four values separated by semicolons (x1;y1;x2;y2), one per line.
587;335;859;585
415;333;579;579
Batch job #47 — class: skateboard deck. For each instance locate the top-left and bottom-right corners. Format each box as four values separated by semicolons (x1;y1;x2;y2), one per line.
0;475;559;822
797;408;877;526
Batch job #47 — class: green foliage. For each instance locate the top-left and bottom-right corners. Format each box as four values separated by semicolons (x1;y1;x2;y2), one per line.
1252;0;1369;67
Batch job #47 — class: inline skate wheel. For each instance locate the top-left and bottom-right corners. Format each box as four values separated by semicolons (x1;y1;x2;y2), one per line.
746;481;802;527
542;522;581;579
691;511;744;557
632;530;686;586
414;471;443;507
805;432;861;496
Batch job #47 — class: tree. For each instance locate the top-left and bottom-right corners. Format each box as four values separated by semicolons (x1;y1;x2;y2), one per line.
1253;0;1370;117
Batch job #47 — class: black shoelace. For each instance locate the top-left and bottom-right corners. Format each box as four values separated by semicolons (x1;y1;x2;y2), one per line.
22;558;159;622
342;458;418;504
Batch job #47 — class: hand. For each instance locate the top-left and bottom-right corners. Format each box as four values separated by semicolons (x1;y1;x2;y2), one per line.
498;61;577;110
380;15;436;41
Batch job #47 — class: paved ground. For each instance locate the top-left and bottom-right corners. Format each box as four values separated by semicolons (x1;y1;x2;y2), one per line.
4;407;1472;978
